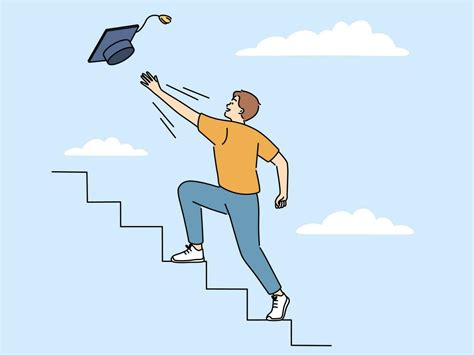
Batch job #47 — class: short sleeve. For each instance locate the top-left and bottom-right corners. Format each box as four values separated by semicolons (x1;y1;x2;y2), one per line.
257;131;279;162
198;113;227;145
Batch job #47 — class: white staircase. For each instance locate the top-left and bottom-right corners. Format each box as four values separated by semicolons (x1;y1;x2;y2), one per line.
50;170;333;352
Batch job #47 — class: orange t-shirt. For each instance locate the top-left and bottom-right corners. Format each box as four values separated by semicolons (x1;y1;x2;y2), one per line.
198;113;279;194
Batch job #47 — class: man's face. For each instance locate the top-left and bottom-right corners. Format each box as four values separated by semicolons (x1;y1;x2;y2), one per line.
224;95;242;121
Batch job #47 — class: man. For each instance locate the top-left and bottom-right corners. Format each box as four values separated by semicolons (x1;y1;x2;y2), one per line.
140;71;290;321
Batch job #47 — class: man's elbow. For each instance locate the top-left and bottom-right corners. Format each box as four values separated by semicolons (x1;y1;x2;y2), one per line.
271;152;288;168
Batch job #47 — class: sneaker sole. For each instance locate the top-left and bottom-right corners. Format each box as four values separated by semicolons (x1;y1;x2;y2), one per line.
171;258;205;263
266;297;290;321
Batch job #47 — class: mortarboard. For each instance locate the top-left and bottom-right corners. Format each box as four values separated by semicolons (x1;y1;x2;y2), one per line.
88;25;139;65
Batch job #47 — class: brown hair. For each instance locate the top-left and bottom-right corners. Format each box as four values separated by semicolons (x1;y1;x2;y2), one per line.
233;90;261;121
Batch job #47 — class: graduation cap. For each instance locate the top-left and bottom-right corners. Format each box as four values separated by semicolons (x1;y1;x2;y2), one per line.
88;25;139;65
88;14;171;66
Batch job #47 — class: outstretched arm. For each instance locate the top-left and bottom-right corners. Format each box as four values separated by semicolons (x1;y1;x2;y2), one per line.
271;152;288;209
140;71;199;126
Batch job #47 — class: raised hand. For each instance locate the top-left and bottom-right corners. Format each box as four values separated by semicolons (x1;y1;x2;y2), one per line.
140;71;162;94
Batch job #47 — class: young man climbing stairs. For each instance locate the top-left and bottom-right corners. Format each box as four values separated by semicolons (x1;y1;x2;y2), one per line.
140;71;290;321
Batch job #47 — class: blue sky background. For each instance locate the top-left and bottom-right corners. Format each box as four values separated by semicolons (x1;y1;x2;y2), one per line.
1;0;472;354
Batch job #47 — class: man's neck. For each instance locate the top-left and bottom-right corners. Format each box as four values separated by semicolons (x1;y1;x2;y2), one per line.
231;117;245;124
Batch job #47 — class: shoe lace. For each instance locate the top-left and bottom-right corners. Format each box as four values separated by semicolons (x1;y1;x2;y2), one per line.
272;295;279;308
184;244;193;255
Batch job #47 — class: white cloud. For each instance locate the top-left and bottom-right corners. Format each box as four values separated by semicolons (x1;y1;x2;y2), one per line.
64;137;148;156
296;208;414;235
236;20;409;57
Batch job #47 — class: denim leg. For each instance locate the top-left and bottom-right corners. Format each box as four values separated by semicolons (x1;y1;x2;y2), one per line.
225;193;282;294
178;181;227;244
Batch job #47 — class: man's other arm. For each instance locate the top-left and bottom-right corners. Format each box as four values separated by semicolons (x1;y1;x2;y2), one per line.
271;152;288;209
140;71;199;126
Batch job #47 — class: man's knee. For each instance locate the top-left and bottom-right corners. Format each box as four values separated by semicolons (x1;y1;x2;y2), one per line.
178;180;196;198
239;245;264;265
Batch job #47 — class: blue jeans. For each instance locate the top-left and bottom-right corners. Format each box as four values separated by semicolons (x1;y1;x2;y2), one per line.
178;180;282;294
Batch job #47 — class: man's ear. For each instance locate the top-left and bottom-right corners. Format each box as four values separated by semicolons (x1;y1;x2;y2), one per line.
239;109;244;114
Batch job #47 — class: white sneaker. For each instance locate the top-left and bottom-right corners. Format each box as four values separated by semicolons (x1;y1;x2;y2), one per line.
171;244;205;263
266;293;290;321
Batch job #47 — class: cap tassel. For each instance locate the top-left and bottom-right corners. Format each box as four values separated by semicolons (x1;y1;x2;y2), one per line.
137;14;172;33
